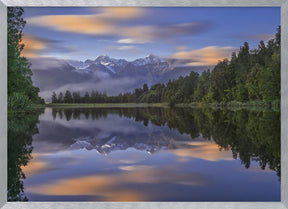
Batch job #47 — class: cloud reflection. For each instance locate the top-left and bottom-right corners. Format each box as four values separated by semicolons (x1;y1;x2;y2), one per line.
171;141;232;162
26;164;210;201
21;161;49;176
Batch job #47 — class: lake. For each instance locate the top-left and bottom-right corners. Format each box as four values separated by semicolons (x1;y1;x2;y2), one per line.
8;107;280;201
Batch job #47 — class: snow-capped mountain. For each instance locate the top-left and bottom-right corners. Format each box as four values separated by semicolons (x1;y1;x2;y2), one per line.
67;54;167;75
30;55;211;100
132;54;165;66
95;55;128;67
66;59;89;70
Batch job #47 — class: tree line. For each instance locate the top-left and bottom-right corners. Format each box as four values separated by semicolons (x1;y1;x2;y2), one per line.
52;27;280;106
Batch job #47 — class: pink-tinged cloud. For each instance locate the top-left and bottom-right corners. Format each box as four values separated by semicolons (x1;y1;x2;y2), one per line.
27;8;145;38
21;35;47;58
171;46;237;66
27;8;210;44
21;35;77;58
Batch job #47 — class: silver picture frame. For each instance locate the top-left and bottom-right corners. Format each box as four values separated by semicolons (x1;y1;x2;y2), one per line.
1;0;287;208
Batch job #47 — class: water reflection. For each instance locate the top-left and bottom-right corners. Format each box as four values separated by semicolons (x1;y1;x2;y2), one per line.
8;107;280;201
50;107;281;176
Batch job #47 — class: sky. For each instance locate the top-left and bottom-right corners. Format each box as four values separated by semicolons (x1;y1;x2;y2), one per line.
21;7;280;66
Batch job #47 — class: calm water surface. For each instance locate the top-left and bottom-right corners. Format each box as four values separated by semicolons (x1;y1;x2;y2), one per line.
8;107;280;201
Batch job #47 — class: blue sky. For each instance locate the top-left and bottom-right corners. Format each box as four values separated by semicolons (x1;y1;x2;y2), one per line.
21;7;280;65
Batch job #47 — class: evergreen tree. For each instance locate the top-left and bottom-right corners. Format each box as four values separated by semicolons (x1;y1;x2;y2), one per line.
195;69;211;102
72;91;80;103
84;91;90;103
51;92;57;103
8;7;43;109
58;92;63;103
143;83;149;92
64;91;73;103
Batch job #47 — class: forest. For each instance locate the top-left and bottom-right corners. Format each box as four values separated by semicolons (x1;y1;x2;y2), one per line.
52;27;280;107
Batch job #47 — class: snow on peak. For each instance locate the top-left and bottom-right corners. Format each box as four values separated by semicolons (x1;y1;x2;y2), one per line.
92;55;128;73
68;54;167;73
66;59;90;70
132;54;165;66
95;55;110;61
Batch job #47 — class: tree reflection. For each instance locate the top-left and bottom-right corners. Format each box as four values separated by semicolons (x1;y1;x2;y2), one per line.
52;107;280;177
196;109;280;178
8;110;43;201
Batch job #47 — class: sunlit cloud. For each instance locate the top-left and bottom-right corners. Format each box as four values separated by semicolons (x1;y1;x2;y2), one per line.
170;46;237;66
102;7;145;19
27;8;144;37
21;35;47;58
21;35;77;58
27;8;210;44
29;14;114;35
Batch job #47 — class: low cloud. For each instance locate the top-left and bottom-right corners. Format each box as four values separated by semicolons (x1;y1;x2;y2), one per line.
38;76;142;100
29;57;69;70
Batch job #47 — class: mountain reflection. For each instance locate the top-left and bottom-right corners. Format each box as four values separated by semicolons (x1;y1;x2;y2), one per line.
51;107;280;177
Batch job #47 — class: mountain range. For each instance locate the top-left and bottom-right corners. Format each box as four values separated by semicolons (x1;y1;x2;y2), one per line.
70;135;175;155
30;55;212;100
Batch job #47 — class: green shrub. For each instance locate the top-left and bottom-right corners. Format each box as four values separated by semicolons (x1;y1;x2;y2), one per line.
8;93;31;110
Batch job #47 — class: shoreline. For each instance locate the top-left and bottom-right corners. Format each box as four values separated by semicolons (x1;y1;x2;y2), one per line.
43;100;280;111
8;100;280;114
45;103;170;108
